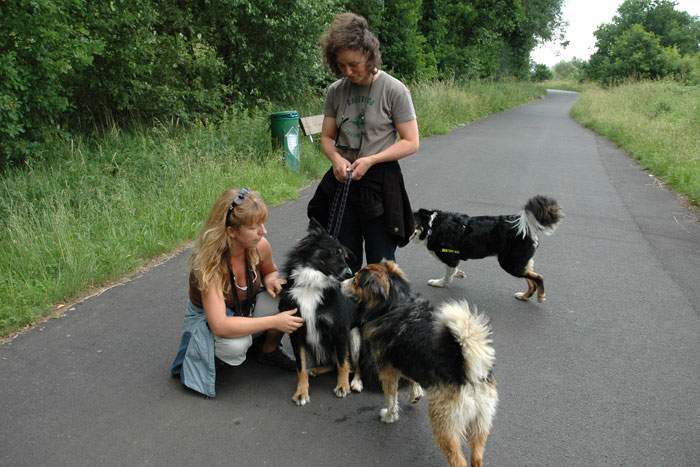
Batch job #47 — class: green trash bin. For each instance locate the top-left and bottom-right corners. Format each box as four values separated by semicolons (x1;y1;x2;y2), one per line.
270;110;300;172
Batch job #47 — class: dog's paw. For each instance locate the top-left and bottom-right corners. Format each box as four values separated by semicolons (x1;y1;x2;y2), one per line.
428;278;448;288
350;377;364;393
292;392;310;406
334;384;350;398
452;269;466;279
537;294;546;303
408;384;424;404
380;407;399;423
514;292;530;301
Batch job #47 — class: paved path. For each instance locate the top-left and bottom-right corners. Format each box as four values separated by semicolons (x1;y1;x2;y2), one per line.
2;90;699;466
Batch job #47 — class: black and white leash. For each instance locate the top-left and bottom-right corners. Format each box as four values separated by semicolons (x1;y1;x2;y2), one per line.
327;170;352;239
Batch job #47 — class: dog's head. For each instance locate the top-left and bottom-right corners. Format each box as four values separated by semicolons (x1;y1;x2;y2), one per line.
286;218;353;280
525;195;563;234
411;209;437;242
341;260;410;310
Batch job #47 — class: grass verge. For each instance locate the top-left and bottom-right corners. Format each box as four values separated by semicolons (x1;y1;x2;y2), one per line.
571;80;699;206
0;80;545;338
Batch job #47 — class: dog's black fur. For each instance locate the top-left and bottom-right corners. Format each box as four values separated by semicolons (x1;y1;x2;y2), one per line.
278;219;366;405
413;195;562;302
352;266;470;388
341;261;497;467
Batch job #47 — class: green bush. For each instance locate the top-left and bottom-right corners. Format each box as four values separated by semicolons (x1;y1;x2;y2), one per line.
552;58;587;81
676;52;700;84
608;24;681;81
1;0;567;167
531;63;554;81
184;0;338;105
378;0;437;80
69;2;228;126
0;1;231;165
0;0;101;166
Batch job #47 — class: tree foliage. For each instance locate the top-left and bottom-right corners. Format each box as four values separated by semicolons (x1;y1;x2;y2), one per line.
1;0;566;167
552;58;587;81
531;63;553;81
587;0;700;83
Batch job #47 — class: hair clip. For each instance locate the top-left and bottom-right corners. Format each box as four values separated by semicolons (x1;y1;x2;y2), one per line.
233;188;250;206
226;188;250;226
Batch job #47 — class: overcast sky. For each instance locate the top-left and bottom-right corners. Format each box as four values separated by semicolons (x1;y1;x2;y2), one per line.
531;0;700;66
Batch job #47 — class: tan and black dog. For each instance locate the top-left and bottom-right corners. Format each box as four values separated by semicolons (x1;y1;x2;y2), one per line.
342;261;498;467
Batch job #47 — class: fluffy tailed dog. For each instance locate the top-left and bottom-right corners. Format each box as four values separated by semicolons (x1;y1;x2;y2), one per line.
412;195;562;302
278;219;364;405
341;261;497;467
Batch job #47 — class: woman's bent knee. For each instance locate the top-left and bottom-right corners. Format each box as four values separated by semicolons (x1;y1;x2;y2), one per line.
214;335;253;366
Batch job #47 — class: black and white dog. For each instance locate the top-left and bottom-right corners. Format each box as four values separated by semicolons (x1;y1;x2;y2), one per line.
341;261;497;467
412;195;562;302
279;219;364;405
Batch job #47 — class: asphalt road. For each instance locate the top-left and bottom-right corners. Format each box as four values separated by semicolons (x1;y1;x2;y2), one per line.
2;90;699;467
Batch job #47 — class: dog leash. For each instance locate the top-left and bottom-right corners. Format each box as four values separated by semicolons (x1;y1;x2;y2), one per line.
327;170;352;239
327;73;375;239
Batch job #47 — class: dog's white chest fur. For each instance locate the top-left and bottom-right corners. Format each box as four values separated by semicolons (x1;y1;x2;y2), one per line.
289;267;335;361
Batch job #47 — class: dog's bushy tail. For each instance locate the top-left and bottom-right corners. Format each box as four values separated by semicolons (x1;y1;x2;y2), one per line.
514;195;562;239
436;300;495;385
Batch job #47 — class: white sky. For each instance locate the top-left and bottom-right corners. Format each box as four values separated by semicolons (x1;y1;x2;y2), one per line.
531;0;700;66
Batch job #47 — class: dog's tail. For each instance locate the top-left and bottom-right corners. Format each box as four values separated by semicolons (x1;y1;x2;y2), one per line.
436;300;495;385
512;195;562;239
433;301;498;438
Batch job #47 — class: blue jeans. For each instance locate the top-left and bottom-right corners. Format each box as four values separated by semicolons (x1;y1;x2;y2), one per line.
337;209;397;273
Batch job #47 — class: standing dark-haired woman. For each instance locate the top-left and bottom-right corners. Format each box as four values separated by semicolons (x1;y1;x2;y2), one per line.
171;188;303;397
308;12;419;272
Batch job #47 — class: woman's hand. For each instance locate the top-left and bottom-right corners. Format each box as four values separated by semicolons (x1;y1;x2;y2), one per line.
331;155;352;182
264;271;286;298
275;309;304;333
350;155;376;180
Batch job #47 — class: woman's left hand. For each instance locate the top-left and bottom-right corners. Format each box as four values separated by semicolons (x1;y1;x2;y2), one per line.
264;271;286;298
350;156;375;180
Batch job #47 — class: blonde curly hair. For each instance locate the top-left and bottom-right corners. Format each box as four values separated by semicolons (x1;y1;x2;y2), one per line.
190;188;268;295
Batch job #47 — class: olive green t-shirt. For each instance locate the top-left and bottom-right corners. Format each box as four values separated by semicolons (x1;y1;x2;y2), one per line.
324;70;416;160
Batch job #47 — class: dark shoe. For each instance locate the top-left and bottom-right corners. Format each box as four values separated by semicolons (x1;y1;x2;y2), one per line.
257;348;296;372
247;334;266;358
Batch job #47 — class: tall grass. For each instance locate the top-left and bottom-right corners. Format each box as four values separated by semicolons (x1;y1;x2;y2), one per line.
571;80;700;205
0;80;545;337
412;79;544;135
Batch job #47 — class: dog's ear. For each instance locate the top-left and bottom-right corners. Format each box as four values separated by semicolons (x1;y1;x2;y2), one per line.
382;260;407;281
308;217;327;235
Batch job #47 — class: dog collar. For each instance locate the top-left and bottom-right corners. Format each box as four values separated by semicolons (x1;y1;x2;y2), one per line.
440;248;460;254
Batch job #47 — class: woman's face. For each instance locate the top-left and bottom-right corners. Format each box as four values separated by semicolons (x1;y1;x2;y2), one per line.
336;48;372;85
229;222;266;250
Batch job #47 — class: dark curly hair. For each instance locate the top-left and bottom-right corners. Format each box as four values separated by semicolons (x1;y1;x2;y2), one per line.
320;12;382;78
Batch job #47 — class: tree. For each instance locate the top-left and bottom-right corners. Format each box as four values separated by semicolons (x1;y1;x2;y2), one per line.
181;0;338;104
531;63;553;81
418;0;565;80
378;0;438;80
608;24;680;80
587;0;700;82
0;0;100;165
552;57;586;80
